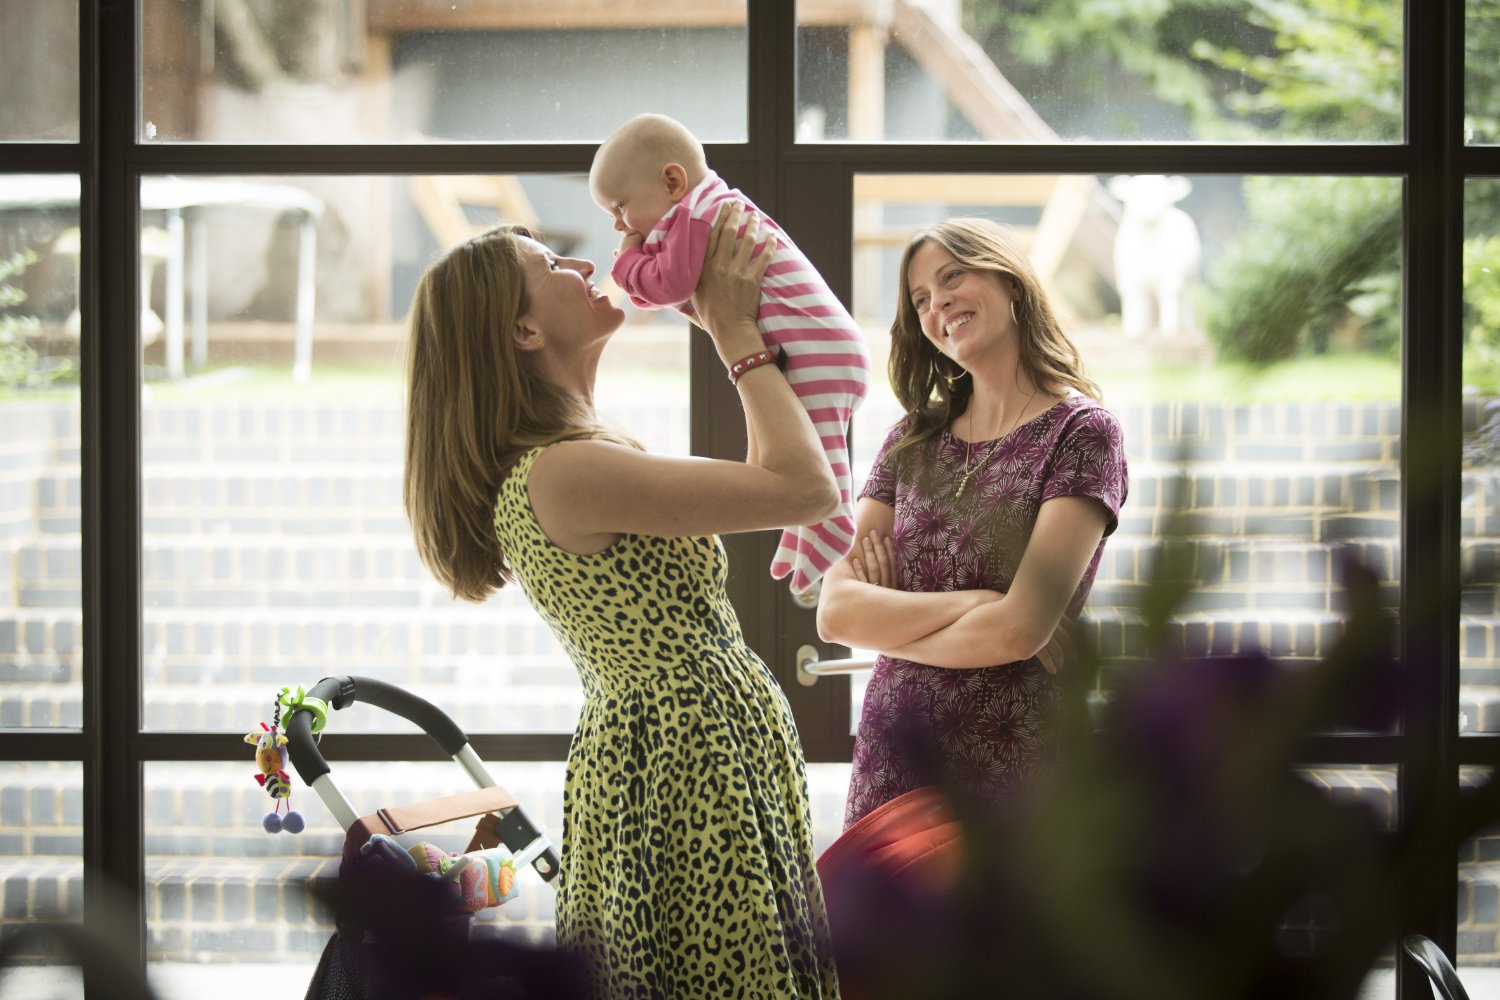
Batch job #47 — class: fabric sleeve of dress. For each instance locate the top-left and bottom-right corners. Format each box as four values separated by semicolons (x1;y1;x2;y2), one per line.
857;422;910;507
609;205;715;311
1039;403;1129;536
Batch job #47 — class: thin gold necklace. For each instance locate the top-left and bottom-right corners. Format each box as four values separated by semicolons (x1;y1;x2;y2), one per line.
954;387;1037;500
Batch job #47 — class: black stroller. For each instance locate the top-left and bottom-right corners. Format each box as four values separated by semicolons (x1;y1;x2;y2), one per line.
283;675;580;1000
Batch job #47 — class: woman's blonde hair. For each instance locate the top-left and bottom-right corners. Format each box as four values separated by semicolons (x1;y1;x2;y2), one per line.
403;226;632;602
886;217;1100;462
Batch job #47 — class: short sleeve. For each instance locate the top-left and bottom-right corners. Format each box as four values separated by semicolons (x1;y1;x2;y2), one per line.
1041;404;1129;537
857;422;909;507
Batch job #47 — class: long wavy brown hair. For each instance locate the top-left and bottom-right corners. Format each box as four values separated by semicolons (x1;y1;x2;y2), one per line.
403;226;633;602
886;217;1100;463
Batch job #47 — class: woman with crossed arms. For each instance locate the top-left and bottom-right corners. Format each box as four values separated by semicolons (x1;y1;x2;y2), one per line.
818;217;1129;828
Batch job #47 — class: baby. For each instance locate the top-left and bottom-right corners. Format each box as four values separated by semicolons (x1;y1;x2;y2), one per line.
590;113;870;597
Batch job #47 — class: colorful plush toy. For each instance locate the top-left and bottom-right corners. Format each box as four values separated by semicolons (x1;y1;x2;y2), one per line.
246;721;305;834
358;834;519;912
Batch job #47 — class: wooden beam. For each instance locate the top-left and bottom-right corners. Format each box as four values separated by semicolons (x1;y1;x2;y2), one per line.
366;0;879;33
847;23;887;141
889;0;1054;141
855;173;1059;204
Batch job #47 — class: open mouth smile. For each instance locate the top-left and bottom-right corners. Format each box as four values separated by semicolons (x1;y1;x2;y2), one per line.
943;312;974;338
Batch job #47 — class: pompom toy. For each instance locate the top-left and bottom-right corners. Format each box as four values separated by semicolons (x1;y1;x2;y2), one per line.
246;719;304;834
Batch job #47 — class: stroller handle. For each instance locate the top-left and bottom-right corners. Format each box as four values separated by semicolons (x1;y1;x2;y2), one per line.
285;674;470;785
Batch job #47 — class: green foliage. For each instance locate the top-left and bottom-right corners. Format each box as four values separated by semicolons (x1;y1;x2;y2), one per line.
0;249;43;388
1463;236;1500;392
1201;177;1400;363
0;247;74;391
964;0;1498;367
1467;0;1500;145
1191;0;1401;140
963;0;1256;137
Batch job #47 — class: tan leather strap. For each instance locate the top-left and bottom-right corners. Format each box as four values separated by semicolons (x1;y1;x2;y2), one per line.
342;786;519;860
463;812;508;854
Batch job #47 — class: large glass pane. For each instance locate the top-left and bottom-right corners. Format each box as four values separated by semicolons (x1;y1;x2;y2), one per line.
139;0;747;144
1463;179;1500;735
0;2;79;142
1303;766;1397;1000
1468;0;1499;145
0;176;82;730
0;762;84;999
845;172;1402;730
796;0;1402;143
1456;768;1500;991
137;173;689;732
144;760;563;998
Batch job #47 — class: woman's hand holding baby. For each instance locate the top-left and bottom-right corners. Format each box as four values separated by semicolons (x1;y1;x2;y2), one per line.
690;201;773;368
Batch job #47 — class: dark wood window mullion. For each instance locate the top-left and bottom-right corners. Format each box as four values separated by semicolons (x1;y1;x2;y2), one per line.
1395;1;1465;992
83;0;147;984
698;0;799;709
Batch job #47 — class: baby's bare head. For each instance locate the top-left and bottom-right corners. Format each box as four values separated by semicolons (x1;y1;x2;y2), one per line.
589;114;709;205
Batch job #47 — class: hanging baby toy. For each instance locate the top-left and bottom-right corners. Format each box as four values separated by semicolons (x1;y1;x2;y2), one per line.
246;692;306;834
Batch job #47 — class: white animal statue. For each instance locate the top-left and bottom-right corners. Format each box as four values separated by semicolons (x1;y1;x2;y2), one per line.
1108;174;1202;338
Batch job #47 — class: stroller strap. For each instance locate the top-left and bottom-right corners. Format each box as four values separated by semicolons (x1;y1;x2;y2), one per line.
343;785;520;860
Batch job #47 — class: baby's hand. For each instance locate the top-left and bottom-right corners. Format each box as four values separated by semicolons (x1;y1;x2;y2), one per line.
615;231;645;256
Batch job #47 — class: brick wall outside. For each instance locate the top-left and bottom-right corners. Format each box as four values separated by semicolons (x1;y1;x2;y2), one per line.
4;395;1500;970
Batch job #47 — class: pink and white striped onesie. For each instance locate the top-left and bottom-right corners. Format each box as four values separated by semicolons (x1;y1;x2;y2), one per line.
611;171;871;595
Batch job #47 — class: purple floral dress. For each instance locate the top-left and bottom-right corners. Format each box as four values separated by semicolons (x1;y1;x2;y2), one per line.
844;394;1128;828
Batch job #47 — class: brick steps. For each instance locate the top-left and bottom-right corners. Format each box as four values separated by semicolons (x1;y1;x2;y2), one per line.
0;858;557;962
0;678;586;732
19;759;1497;965
23;460;1415;534
8;534;1450;608
24;607;1500;725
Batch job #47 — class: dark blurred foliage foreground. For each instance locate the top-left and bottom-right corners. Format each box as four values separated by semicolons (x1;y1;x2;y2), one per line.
827;534;1499;1000
299;530;1500;1000
299;543;1500;1000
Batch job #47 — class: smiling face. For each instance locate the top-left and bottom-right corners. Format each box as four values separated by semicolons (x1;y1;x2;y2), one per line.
589;114;707;240
513;236;625;354
588;148;680;239
905;238;1020;370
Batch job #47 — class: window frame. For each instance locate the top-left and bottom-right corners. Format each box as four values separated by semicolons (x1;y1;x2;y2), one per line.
0;2;1493;995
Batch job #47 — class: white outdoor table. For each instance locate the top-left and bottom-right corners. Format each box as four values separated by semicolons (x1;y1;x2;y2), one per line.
0;175;325;381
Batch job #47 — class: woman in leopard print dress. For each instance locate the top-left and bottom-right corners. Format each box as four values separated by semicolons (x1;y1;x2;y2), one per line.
403;203;841;998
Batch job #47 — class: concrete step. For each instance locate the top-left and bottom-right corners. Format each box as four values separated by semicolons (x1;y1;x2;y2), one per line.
1461;687;1500;734
26;460;1417;537
0;679;590;731
27;398;687;469
1110;401;1402;463
34;399;1419;458
0;856;555;964
7;533;1427;609
11;535;443;610
24;762;1500;967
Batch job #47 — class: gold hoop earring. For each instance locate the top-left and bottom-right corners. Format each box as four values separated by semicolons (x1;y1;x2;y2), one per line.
1011;299;1020;324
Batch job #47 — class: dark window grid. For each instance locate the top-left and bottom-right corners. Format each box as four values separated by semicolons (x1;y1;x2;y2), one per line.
1;0;1478;991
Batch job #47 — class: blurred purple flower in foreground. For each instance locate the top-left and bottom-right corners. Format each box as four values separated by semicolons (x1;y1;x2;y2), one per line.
823;550;1495;1000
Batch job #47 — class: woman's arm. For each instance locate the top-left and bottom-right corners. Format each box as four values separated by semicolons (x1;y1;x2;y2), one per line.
529;204;839;552
816;497;1002;650
881;495;1108;668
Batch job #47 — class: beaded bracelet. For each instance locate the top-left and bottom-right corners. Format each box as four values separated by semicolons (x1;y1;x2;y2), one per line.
727;349;777;385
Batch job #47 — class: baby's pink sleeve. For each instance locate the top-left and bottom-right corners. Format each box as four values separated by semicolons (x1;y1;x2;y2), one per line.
609;213;715;310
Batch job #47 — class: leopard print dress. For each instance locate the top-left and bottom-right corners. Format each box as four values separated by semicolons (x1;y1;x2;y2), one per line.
494;446;840;999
